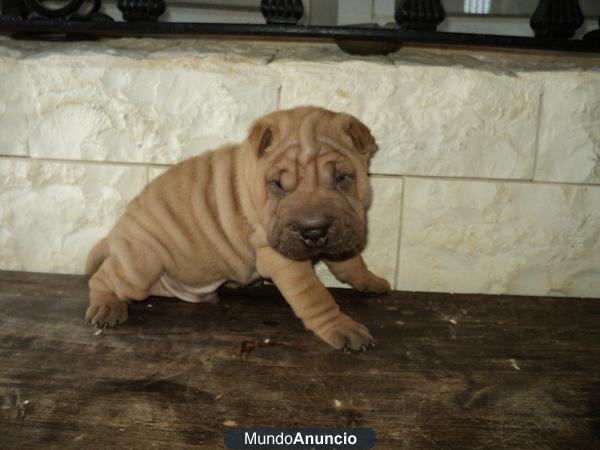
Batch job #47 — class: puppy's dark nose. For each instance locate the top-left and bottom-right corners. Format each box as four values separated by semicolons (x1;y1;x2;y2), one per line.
294;215;331;247
300;226;329;242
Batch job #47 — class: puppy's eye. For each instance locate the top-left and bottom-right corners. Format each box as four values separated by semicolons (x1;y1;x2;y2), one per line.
269;179;285;196
335;173;354;187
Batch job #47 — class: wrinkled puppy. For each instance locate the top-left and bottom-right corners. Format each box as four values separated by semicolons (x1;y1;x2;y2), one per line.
85;106;390;350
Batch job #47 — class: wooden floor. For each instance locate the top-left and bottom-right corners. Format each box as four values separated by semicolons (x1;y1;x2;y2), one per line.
0;271;599;449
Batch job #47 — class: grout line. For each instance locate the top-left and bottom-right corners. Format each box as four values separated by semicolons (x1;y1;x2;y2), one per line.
368;171;599;188
0;154;30;159
0;154;172;169
276;83;282;110
1;155;598;189
392;177;406;291
531;90;545;181
270;48;281;109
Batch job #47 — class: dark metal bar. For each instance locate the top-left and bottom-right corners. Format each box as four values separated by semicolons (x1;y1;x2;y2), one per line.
530;0;584;38
395;0;446;31
0;20;599;53
260;0;303;25
117;0;165;22
1;0;25;19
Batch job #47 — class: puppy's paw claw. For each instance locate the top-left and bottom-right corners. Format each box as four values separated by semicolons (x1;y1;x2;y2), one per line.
318;314;373;352
363;274;391;295
85;301;128;328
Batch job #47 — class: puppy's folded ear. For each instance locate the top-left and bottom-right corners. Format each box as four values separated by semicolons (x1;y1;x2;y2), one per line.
248;122;275;157
346;117;378;156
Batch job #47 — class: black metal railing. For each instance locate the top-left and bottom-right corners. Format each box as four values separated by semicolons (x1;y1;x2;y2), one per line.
0;0;599;53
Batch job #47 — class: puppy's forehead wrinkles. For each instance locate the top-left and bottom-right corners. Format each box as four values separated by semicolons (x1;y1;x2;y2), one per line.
316;136;356;160
263;136;298;165
298;109;324;166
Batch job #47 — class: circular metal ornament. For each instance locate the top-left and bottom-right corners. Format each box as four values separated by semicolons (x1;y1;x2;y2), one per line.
24;0;85;18
117;0;166;21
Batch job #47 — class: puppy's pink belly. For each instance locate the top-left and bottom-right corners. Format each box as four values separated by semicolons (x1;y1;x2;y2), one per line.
149;273;225;303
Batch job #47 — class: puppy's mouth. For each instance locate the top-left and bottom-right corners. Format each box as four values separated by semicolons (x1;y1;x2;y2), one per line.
297;227;329;249
271;223;363;261
300;235;328;248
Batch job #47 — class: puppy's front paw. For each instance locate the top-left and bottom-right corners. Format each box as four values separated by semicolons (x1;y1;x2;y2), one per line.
362;273;391;294
317;314;374;351
85;300;128;327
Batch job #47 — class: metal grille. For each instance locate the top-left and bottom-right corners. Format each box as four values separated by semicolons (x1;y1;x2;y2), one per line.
0;0;599;53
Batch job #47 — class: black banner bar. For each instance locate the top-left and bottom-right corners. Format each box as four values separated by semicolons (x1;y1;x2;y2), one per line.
224;427;376;450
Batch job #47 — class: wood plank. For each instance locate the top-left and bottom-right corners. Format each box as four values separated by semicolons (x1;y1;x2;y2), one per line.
0;271;599;449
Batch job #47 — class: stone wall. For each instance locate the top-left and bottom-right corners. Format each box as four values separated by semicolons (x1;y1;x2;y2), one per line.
1;38;599;297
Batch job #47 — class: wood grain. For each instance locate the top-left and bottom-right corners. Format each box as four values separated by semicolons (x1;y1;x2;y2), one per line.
1;271;599;449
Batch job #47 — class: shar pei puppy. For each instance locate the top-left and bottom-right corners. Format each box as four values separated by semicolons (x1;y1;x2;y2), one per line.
85;106;391;351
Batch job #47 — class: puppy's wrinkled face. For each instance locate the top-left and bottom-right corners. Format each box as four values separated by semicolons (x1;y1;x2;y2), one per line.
248;107;377;261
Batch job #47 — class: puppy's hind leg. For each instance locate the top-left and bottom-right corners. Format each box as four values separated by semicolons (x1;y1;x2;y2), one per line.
86;238;164;327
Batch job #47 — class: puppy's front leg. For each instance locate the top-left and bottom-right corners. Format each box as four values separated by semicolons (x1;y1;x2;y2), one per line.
325;254;391;294
256;247;374;351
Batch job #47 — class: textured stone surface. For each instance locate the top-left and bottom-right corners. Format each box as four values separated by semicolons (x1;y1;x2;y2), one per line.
276;54;542;179
316;176;403;289
397;178;600;297
0;158;147;274
0;58;33;156
2;38;600;297
0;39;279;164
535;71;600;184
3;39;600;180
27;66;278;164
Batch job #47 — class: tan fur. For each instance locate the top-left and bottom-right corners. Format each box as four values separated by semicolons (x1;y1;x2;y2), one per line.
86;106;390;350
85;238;109;275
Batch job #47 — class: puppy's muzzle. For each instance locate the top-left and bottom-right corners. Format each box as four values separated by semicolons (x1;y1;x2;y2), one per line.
292;215;331;249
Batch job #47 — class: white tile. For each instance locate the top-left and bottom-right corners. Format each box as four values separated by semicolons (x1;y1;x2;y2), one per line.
277;57;541;179
535;71;600;185
0;158;147;274
0;39;279;165
0;63;33;156
26;65;279;164
397;178;600;297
